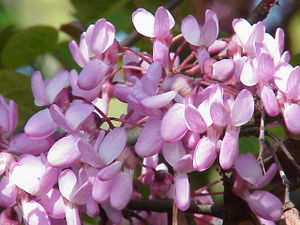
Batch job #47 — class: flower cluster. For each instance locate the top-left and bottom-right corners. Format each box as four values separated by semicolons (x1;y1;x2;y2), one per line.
0;5;295;225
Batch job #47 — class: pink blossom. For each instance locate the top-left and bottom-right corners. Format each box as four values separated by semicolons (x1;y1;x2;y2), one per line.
0;96;18;136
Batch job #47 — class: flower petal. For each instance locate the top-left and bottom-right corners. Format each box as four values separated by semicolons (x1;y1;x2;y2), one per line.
200;9;219;47
92;178;111;203
260;85;280;117
58;169;77;201
234;153;262;185
110;171;133;210
22;200;50;225
65;102;94;130
45;70;69;104
255;163;277;189
10;155;46;195
184;104;207;133
286;67;300;101
141;90;177;109
97;161;123;181
174;172;190;211
240;60;257;86
210;101;230;127
31;71;49;106
231;89;254;127
283;104;300;134
49;104;73;132
91;19;115;54
245;190;282;221
77;59;107;90
47;135;81;168
161;103;188;142
24;109;57;139
0;176;17;207
135;119;163;157
181;15;200;46
8;133;52;155
162;141;185;167
98;127;127;165
154;7;174;40
219;127;239;170
132;8;155;37
78;138;104;168
193;137;216;171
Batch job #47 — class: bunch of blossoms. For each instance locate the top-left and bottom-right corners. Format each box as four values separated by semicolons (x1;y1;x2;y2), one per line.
0;5;297;225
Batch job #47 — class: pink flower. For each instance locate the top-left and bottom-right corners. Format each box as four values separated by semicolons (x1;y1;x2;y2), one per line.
31;70;69;106
132;7;174;43
0;96;18;136
233;153;282;222
21;200;51;225
69;19;115;67
10;154;58;197
181;10;219;47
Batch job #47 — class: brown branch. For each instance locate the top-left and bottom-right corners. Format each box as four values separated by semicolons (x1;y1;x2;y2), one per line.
265;131;300;175
126;199;250;221
248;0;279;24
264;139;290;186
258;108;266;173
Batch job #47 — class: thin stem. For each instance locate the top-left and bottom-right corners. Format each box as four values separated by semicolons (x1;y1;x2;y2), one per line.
184;65;201;76
127;199;249;220
121;65;147;72
171;34;183;43
196;78;237;96
121;47;153;64
194;192;224;197
172;201;178;225
170;40;187;72
176;52;195;72
248;0;279;24
92;104;115;130
194;179;222;195
107;117;142;128
264;139;290;186
258;108;266;173
123;209;150;225
265;130;300;175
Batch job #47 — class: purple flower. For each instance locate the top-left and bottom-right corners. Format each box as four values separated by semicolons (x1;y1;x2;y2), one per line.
233;153;282;222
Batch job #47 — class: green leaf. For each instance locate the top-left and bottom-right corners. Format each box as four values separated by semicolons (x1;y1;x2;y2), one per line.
0;69;39;125
239;136;259;154
81;214;100;225
290;53;300;66
0;26;15;56
70;0;136;33
1;26;58;68
53;41;81;71
139;183;150;197
266;124;285;138
71;0;130;25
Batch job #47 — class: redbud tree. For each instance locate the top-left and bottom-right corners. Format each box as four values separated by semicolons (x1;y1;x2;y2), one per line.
0;0;300;224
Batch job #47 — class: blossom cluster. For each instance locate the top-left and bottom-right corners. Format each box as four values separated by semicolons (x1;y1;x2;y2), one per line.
0;6;295;225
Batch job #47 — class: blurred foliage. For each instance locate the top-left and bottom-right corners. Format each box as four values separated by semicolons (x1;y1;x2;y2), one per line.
0;26;15;63
288;9;300;55
0;69;39;125
1;26;58;68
